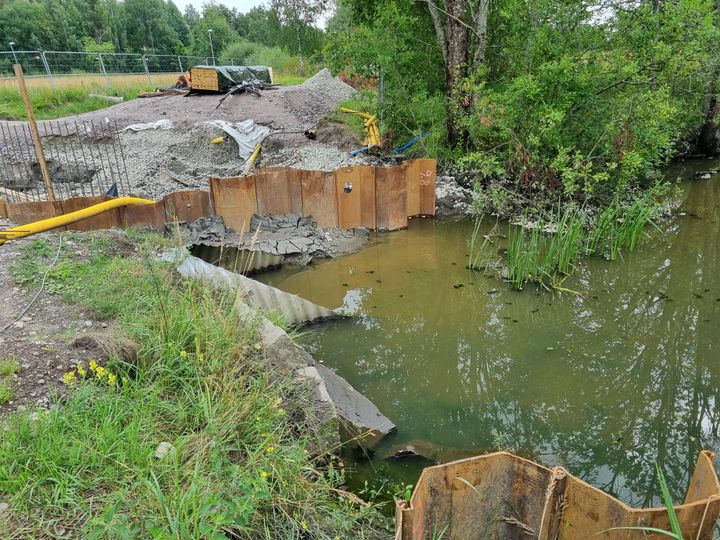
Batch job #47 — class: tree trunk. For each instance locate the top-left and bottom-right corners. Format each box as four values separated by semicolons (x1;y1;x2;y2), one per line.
471;0;489;68
445;0;468;144
427;0;448;65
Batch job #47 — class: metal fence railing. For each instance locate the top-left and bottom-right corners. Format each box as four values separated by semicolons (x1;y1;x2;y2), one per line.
0;49;324;89
0;50;212;89
0;119;130;203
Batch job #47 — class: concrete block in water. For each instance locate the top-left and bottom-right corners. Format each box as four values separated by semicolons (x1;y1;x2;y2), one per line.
315;363;396;449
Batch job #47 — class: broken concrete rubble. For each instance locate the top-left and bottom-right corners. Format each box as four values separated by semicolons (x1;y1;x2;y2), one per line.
244;214;370;265
177;214;369;267
435;175;475;219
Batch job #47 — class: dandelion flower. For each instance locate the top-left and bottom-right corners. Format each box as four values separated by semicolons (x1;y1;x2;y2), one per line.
260;471;268;478
301;520;308;530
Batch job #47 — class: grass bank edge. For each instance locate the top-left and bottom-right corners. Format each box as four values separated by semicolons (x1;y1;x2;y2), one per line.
0;230;390;539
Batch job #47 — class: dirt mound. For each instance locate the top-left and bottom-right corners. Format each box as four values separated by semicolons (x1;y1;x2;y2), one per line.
314;118;363;151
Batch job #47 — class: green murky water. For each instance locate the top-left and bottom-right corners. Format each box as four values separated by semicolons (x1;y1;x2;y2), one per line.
257;162;720;507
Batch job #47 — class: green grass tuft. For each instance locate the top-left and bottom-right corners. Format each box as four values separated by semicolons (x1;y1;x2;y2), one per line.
0;358;20;378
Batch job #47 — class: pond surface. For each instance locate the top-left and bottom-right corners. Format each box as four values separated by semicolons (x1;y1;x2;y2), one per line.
256;162;720;507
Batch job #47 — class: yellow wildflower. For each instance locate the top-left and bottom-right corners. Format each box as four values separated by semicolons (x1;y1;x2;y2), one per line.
260;471;268;478
95;366;106;379
196;353;204;363
76;363;87;378
266;446;275;453
63;371;76;386
179;350;188;358
107;373;117;386
88;360;98;372
301;520;308;530
277;407;285;415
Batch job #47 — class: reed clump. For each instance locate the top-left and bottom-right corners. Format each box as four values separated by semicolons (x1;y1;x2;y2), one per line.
470;189;663;290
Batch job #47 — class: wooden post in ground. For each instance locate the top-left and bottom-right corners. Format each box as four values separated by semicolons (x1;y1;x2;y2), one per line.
13;64;55;201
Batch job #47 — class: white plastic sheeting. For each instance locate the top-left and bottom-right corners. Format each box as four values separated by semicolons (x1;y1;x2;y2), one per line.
204;119;270;160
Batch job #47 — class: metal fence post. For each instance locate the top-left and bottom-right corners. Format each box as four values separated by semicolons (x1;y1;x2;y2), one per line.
141;55;152;84
97;53;111;89
177;56;184;73
40;52;56;89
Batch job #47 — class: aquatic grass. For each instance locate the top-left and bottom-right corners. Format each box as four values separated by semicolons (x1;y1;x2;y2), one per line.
503;189;663;290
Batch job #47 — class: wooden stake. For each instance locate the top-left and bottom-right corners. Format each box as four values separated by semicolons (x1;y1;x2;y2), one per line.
13;64;55;201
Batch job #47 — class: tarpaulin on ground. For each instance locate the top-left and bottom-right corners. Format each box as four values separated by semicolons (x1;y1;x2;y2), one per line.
194;65;272;92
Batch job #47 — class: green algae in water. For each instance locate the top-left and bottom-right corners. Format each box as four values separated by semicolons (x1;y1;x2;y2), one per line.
256;163;720;509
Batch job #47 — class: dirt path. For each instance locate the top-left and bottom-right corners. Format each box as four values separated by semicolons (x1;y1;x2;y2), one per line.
0;228;108;416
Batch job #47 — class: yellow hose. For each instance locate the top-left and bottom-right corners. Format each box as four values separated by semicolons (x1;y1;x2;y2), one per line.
0;196;155;246
243;144;262;175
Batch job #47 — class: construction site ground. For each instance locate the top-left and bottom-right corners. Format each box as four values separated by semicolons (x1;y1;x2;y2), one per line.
2;69;379;200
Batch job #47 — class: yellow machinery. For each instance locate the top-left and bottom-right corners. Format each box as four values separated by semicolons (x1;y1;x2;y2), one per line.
0;197;155;246
340;107;381;148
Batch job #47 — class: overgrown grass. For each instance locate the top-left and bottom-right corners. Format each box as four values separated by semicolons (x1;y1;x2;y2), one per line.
0;83;157;121
0;230;388;538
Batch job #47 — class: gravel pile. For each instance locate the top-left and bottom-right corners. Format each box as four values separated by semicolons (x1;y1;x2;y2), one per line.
280;69;356;128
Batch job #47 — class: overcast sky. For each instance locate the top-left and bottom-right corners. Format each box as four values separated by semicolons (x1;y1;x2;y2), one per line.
173;0;331;27
174;0;269;15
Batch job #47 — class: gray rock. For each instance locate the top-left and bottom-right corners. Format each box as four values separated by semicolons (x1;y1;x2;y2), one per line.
315;363;396;449
295;366;341;453
258;318;315;370
154;441;176;460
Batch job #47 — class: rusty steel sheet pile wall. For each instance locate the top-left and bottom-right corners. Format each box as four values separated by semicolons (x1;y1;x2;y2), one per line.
395;450;720;540
211;159;436;233
1;159;435;234
0;190;210;233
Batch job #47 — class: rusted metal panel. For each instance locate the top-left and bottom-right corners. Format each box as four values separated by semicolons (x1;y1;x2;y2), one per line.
255;167;303;216
396;451;720;540
120;201;165;231
4;200;63;226
301;170;338;228
336;166;376;230
405;158;437;216
375;166;407;231
162;190;211;224
209;175;258;234
61;195;121;231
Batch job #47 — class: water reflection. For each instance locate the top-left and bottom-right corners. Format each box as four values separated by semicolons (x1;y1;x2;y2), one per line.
257;170;720;506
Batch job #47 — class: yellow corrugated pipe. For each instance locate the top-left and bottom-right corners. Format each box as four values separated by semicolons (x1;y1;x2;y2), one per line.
0;196;155;246
340;107;381;147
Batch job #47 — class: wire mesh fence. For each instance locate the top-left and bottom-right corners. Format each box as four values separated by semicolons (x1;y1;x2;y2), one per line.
0;49;323;89
0;119;130;203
